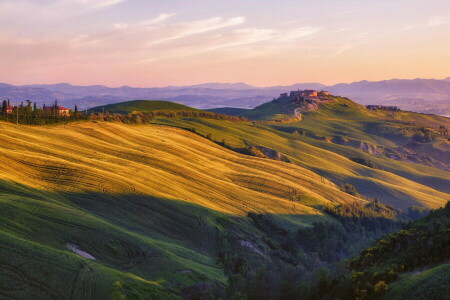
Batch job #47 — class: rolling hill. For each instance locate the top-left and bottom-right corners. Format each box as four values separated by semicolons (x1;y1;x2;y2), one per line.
152;96;450;208
0;94;449;298
3;78;449;115
205;107;251;116
325;201;450;299
90;100;200;114
0;120;371;298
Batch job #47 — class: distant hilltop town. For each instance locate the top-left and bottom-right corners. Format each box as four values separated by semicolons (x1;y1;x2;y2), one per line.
275;90;402;113
272;89;332;113
277;89;330;102
274;90;330;103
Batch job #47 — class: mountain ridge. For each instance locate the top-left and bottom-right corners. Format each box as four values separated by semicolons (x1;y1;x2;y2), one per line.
1;77;449;116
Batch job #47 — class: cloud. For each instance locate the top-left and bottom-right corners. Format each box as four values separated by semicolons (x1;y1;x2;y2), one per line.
139;25;321;63
0;0;125;24
275;27;320;42
325;31;369;60
398;15;449;32
138;13;176;26
428;15;450;27
0;7;322;78
400;23;417;31
61;0;126;10
114;13;175;30
151;16;246;44
113;23;129;29
327;44;354;60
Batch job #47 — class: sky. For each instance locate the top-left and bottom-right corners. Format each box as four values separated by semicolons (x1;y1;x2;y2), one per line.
0;0;449;87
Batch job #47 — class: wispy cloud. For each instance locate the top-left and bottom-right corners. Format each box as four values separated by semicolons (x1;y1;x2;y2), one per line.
138;13;176;26
151;17;246;44
0;0;125;24
61;0;126;10
399;15;450;31
325;31;369;60
114;13;175;29
140;25;321;63
327;44;354;60
399;23;417;31
427;15;450;27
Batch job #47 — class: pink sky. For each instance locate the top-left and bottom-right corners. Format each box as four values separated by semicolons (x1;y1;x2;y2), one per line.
0;0;449;87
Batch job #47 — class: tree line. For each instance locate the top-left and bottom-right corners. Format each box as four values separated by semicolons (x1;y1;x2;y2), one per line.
0;100;248;125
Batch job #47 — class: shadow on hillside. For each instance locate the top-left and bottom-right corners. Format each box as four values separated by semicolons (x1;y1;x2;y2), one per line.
0;178;409;299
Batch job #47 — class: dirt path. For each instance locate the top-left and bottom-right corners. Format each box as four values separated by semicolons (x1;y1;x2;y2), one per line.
67;244;96;260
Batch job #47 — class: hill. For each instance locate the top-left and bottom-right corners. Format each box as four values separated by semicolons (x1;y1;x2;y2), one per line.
327;78;450;116
1;120;373;298
1;78;449;115
324;201;450;299
205;107;251;116
0;95;449;298
89;100;200;114
150;96;450;209
223;94;450;171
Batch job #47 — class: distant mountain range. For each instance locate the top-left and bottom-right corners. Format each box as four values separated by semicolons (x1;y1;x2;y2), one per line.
0;78;449;116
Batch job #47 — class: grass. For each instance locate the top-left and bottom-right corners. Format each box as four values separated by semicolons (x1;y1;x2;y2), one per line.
152;115;449;210
0;96;448;298
383;264;450;300
205;107;251;116
90;100;201;114
241;100;296;120
0;120;358;298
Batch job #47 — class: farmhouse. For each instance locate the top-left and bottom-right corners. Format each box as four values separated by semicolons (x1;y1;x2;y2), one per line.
5;105;14;114
43;106;71;116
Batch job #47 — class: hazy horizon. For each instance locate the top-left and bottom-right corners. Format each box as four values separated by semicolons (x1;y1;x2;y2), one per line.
2;76;450;89
1;0;449;87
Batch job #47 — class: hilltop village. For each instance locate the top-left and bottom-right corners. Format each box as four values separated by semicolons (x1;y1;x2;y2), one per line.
274;89;400;112
272;89;332;112
276;89;330;102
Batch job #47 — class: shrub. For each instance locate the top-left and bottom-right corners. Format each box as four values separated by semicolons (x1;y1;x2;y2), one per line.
340;183;359;196
351;157;376;168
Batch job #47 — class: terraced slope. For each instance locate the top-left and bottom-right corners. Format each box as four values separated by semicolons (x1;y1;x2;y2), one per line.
0;120;367;298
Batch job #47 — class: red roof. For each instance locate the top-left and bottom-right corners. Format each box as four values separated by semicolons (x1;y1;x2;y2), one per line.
43;106;69;111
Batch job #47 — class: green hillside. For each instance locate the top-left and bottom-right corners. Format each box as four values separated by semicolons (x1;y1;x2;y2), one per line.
90;100;200;114
205;107;251;116
151;99;450;210
0;121;363;299
324;201;450;299
0;94;449;298
243;102;295;120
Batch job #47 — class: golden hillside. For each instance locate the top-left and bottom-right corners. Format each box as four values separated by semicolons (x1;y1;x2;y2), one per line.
0;121;367;218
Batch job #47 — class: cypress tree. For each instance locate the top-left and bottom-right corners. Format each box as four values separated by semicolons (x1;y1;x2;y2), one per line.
1;100;6;114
